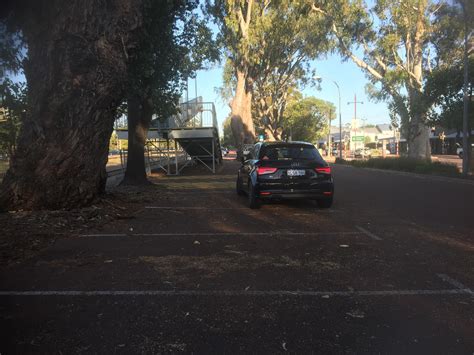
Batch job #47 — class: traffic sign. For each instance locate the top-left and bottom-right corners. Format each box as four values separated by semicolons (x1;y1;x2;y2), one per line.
351;136;365;142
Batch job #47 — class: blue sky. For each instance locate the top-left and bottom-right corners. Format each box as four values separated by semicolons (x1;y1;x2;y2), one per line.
10;42;390;133
193;51;390;133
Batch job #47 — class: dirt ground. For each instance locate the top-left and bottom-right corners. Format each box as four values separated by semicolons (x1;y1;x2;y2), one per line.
1;159;473;353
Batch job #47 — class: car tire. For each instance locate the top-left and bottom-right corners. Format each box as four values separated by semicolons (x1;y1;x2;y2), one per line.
248;182;260;209
317;196;333;208
236;175;245;196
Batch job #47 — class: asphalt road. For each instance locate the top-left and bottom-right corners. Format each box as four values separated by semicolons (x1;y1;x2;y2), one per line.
1;160;473;353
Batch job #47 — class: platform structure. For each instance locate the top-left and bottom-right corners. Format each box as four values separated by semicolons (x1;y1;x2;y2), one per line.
113;98;222;176
169;101;222;174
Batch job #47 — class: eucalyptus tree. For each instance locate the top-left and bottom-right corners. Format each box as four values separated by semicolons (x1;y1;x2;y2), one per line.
311;0;451;160
122;1;216;185
207;0;263;150
281;93;336;143
251;2;330;141
0;0;144;210
209;0;330;146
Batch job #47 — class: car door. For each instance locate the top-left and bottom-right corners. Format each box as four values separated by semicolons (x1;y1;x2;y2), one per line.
240;145;256;190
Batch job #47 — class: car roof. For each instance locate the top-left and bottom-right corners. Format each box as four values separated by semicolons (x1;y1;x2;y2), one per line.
259;141;314;147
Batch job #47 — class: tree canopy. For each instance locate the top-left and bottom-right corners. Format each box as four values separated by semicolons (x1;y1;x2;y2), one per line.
281;94;335;143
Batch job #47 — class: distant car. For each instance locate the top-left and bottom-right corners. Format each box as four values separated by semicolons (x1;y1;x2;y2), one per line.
457;143;474;158
108;149;120;156
236;141;334;209
354;147;371;158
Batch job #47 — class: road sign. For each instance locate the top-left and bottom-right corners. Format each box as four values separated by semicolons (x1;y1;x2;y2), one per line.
351;135;365;142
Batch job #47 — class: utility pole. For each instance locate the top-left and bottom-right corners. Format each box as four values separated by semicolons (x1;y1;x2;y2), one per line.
347;94;364;153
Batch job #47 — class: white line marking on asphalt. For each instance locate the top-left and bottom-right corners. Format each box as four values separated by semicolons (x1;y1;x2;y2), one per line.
159;191;234;194
437;274;474;295
79;232;362;238
79;234;128;237
145;207;339;213
355;226;382;241
0;289;471;297
145;206;246;210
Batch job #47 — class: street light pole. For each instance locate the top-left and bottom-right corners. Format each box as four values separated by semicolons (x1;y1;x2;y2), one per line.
314;76;342;160
347;94;364;153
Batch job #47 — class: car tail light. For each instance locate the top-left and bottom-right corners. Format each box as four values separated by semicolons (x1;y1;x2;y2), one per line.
315;166;331;174
257;167;277;175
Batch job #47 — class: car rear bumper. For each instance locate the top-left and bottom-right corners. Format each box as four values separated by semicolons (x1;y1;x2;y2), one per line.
256;183;334;200
258;191;333;200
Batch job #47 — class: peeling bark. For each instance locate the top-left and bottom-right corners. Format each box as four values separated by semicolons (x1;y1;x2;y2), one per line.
230;69;255;152
0;0;143;210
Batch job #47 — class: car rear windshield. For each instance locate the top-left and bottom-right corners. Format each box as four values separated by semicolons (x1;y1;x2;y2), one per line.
259;144;323;161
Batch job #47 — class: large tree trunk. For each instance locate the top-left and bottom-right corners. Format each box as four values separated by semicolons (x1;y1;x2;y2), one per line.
230;70;255;153
0;0;143;210
407;119;431;160
121;95;153;185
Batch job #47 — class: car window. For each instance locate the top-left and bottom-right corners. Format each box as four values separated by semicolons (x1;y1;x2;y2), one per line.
259;145;323;161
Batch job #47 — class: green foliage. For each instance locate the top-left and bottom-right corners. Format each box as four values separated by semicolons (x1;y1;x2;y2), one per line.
337;157;461;176
426;57;474;130
282;95;336;143
128;1;218;119
209;1;331;139
0;23;25;80
221;116;235;147
315;0;468;155
0;78;26;158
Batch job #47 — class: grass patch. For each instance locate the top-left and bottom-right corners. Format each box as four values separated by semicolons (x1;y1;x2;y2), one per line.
335;157;461;177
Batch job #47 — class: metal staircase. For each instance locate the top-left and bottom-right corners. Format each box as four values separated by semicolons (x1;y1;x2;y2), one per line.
114;97;222;176
168;99;222;174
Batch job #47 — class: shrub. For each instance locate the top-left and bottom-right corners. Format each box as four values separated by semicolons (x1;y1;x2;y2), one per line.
336;157;460;177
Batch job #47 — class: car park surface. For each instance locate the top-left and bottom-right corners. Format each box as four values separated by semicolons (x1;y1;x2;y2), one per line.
1;160;473;353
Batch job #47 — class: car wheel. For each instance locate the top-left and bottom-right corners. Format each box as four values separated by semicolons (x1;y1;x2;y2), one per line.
317;196;333;208
236;175;245;196
248;182;260;209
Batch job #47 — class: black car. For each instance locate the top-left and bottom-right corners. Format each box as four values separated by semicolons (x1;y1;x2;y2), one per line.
236;141;334;209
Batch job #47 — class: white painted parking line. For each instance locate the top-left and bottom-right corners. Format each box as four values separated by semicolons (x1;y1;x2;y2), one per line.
437;273;473;295
0;289;471;297
79;232;362;238
145;207;339;212
159;191;234;194
145;206;246;210
355;226;382;241
80;234;128;238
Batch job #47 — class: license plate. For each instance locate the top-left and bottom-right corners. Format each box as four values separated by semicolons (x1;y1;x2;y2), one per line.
287;169;305;176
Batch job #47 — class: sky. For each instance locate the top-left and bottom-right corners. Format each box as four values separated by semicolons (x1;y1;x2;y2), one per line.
192;51;391;134
9;33;391;135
